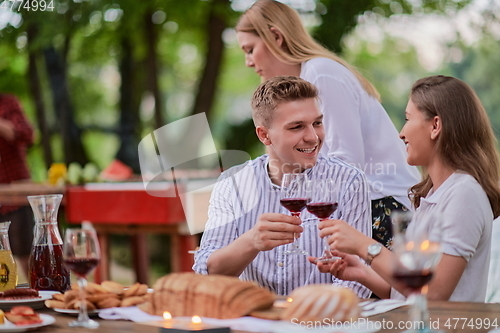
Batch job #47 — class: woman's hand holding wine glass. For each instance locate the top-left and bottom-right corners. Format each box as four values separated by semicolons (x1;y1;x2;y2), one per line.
63;228;101;329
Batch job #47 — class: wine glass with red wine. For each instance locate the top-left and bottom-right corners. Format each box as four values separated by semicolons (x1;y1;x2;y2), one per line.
306;179;341;263
392;211;443;333
280;173;310;255
63;228;101;328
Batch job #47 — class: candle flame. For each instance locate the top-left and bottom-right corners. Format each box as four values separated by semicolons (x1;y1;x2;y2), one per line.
421;285;429;295
286;297;293;303
406;241;414;251
163;312;172;320
192;315;202;324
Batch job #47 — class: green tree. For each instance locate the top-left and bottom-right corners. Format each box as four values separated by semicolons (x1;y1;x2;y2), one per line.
449;38;500;138
315;0;472;53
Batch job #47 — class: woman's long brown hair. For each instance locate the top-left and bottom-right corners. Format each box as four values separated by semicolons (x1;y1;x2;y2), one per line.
409;75;500;218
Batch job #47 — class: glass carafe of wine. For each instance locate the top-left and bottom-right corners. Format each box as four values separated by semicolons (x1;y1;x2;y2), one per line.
28;194;70;292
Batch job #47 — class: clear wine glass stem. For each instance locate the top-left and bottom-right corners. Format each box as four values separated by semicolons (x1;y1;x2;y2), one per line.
320;218;332;258
283;212;308;255
409;293;429;331
77;277;90;323
405;292;443;333
312;218;341;263
290;212;300;249
69;276;99;329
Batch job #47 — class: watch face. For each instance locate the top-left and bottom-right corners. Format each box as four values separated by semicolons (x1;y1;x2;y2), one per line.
368;243;382;255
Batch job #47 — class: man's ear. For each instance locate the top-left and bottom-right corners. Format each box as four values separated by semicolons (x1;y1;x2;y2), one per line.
269;27;284;48
430;116;441;140
256;126;271;145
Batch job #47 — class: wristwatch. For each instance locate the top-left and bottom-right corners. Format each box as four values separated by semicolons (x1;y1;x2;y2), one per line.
366;242;383;266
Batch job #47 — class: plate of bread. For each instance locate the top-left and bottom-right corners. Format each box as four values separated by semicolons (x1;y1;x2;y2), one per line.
44;280;149;313
51;308;100;316
137;273;378;332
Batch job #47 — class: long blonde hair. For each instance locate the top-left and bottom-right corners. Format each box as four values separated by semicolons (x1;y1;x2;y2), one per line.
409;75;500;218
236;0;380;100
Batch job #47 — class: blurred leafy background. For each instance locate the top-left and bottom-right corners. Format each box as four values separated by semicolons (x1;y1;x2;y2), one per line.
3;0;500;181
2;0;500;285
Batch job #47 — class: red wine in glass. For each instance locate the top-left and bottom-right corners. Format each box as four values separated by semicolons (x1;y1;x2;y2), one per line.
393;270;434;293
306;202;338;219
64;258;100;279
280;198;309;215
63;228;101;329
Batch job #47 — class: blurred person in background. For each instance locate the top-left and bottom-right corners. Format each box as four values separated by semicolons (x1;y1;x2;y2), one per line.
0;94;35;277
236;0;421;249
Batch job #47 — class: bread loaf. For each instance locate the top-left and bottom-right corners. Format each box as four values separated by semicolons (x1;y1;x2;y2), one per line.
44;281;149;310
280;284;360;322
138;272;275;319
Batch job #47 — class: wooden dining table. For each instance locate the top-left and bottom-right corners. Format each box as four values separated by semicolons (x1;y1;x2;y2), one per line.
31;301;500;333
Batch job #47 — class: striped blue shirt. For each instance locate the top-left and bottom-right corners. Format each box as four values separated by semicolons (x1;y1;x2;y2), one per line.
193;155;372;298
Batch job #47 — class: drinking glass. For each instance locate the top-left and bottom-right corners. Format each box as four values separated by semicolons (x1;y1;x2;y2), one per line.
63;228;101;329
392;211;443;333
306;179;341;262
280;173;310;255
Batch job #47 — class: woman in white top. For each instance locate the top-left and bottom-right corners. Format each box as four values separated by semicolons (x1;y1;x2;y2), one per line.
315;75;500;301
236;0;421;248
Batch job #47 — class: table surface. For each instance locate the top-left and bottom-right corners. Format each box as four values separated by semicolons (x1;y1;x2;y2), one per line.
28;301;500;333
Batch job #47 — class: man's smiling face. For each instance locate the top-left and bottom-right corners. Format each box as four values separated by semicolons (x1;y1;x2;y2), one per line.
258;97;324;176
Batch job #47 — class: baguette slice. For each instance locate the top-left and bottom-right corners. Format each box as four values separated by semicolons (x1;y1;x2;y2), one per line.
280;284;360;322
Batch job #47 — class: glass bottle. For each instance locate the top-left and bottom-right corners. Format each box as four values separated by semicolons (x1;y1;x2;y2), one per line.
0;221;18;291
28;194;70;292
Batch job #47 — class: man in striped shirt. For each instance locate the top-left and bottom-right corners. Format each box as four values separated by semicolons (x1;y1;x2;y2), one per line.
193;76;372;298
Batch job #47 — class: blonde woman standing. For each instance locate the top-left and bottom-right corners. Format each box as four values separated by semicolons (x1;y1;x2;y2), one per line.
236;0;420;248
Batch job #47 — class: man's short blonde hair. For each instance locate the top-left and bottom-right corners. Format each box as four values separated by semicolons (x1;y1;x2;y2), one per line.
251;76;319;127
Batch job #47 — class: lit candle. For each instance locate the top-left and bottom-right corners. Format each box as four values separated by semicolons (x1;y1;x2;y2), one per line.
135;313;230;333
189;316;203;330
274;297;293;308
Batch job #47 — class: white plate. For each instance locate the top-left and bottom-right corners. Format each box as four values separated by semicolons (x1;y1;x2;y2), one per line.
52;308;100;316
0;291;59;311
0;314;55;332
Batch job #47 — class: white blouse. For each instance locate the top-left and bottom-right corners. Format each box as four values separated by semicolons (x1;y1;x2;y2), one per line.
301;58;421;209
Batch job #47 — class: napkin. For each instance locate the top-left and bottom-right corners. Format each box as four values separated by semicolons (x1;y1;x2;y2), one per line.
361;299;409;317
98;307;378;333
99;307;276;332
99;306;161;322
